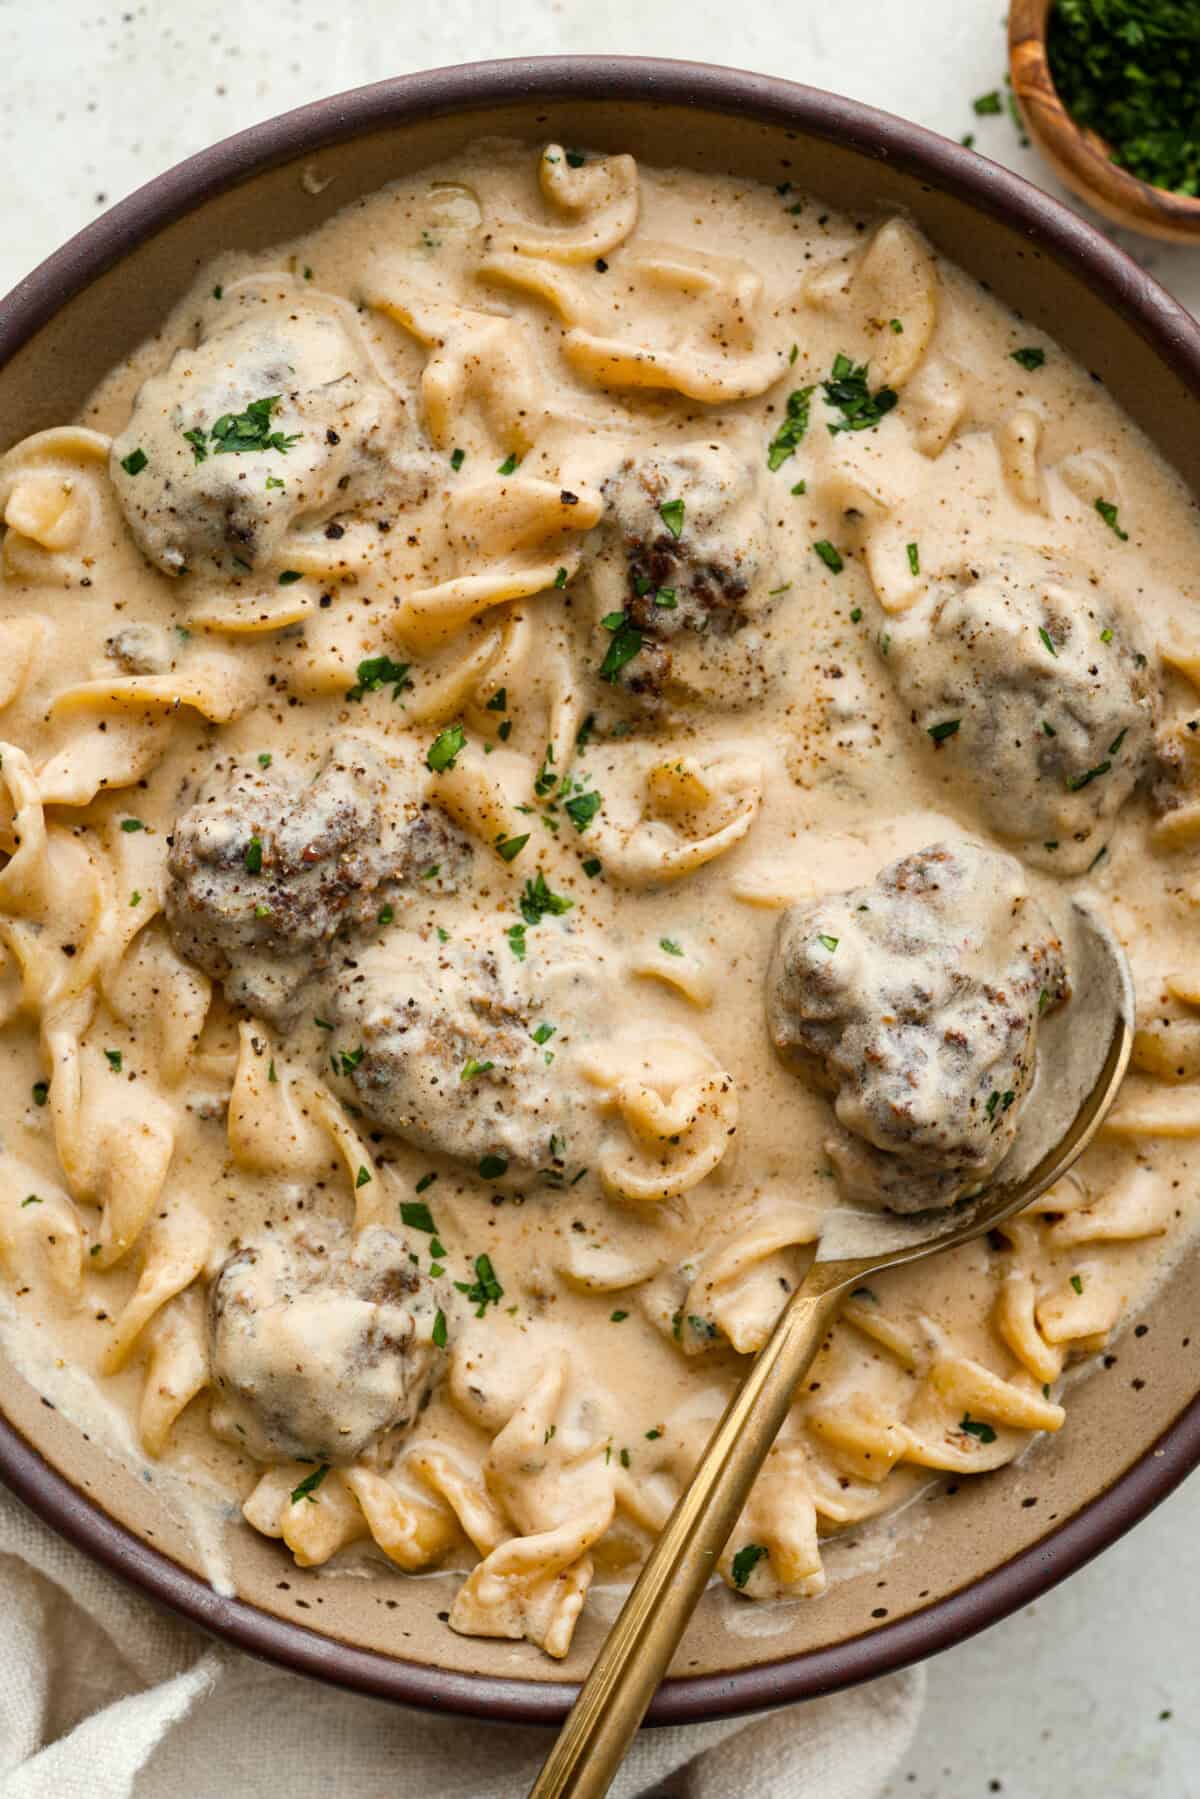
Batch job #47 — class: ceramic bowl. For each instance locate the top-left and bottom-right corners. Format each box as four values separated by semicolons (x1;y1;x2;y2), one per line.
2;56;1198;1724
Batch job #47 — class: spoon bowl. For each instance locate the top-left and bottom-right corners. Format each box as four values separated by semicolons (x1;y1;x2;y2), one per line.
532;901;1134;1798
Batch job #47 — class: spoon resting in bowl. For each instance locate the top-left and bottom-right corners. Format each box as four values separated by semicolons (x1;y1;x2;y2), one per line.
530;900;1134;1799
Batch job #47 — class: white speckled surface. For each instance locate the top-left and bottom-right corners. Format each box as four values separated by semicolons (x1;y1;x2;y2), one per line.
0;3;1197;1793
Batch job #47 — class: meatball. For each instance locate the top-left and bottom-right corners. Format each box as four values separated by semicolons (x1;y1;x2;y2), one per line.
886;546;1156;873
332;920;601;1179
208;1220;444;1464
768;841;1069;1212
587;441;779;710
110;291;412;576
165;734;471;1024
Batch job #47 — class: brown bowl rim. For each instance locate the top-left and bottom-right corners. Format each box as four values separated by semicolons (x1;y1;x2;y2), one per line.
2;53;1199;1727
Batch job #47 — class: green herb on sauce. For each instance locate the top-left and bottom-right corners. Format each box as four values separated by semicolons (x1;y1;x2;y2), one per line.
659;498;685;539
455;1253;504;1316
401;1201;437;1233
426;723;466;772
731;1543;768;1588
120;448;147;476
766;385;815;472
928;718;961;744
520;870;573;925
812;540;844;574
821;352;898;435
1012;346;1046;371
347;655;411;702
1048;0;1200;196
1095;497;1129;540
290;1464;330;1505
432;1309;448;1349
960;1414;997;1444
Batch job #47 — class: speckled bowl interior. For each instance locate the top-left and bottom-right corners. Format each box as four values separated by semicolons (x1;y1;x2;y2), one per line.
1;59;1198;1724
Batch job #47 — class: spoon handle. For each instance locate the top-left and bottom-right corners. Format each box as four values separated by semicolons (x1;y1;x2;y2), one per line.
528;1263;851;1799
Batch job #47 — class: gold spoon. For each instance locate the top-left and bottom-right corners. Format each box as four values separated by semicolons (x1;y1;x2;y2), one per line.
530;901;1134;1799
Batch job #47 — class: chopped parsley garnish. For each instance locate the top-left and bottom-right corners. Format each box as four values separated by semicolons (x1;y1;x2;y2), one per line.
20;1194;42;1207
619;1447;631;1468
850;1286;878;1303
450;447;465;471
890;317;904;333
278;569;303;586
645;1426;663;1440
731;1543;768;1589
244;836;264;874
659;498;685;539
1070;1272;1084;1295
1109;727;1128;755
183;428;209;464
120;817;145;832
347;655;411;702
1095;497;1129;540
960;1414;997;1444
821;352;898;434
564;790;602;832
906;542;920;576
416;1172;438;1194
688;1315;718;1340
313;1016;334;1032
973;90;1003;115
766;385;815;472
456;1253;504;1316
554;566;568;588
1066;760;1111;792
566;149;586;167
104;1050;122;1072
1012;346;1046;371
432;1309;448;1349
352;1165;371;1190
599;615;642;682
495;831;530;864
120;448;147;476
582;856;603;878
401;1201;437;1233
928;718;961;743
208;394;299;457
378;904;394;926
610;1309;629;1322
427;723;466;772
257;752;273;768
817;934;839;953
532;1022;557;1045
1048;0;1200;197
791;479;807;495
812;540;844;574
850;607;863;623
479;1154;508;1180
1100;627;1114;644
658;937;684;957
1038;625;1058;658
290;1464;330;1505
520;870;574;925
268;1060;278;1083
497;452;519;476
1042;721;1057;737
338;1046;364;1075
265;475;285;490
31;1080;48;1107
461;1058;494;1080
506;922;527;960
486;686;508;713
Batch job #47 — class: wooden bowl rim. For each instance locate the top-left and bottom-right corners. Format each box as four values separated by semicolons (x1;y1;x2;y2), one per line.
1;53;1200;1725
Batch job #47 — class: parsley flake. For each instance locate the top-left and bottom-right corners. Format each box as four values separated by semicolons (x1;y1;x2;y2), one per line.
427;723;466;772
731;1543;768;1589
290;1464;330;1505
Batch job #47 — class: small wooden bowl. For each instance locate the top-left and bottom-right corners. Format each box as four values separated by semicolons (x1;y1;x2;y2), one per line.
1009;0;1200;243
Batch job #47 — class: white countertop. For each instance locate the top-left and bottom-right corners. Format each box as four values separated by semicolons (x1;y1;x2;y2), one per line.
1;2;1197;1793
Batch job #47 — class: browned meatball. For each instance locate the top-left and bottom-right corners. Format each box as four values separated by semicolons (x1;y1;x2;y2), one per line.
586;441;779;711
110;289;417;578
332;919;602;1180
768;841;1069;1212
165;735;470;1024
208;1220;445;1464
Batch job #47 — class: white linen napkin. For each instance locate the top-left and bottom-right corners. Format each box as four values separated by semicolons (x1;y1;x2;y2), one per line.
0;1483;924;1798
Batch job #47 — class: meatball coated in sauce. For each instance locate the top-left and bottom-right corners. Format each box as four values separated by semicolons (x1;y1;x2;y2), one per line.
110;289;414;577
886;546;1156;874
768;841;1069;1212
587;441;780;712
165;734;470;1025
208;1221;444;1465
333;922;601;1179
